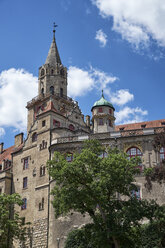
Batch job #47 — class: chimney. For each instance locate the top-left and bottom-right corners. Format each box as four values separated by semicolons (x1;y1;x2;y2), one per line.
86;115;90;127
15;133;24;147
0;142;4;154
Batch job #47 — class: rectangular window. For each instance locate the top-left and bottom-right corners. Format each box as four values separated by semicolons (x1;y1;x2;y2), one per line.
60;88;63;97
42;120;46;127
53;119;60;127
0;188;2;194
109;109;112;114
109;120;112;127
98;107;103;113
23;177;28;189
131;187;141;200
98;118;104;126
66;153;73;162
21;198;27;210
23;158;28;170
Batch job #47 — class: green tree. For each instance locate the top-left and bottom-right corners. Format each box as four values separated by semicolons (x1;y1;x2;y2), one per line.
47;140;161;248
0;193;28;247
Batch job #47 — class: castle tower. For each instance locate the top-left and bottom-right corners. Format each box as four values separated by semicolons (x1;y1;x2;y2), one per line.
91;91;115;133
38;24;67;97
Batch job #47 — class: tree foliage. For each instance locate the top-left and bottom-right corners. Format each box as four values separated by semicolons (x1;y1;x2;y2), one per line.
0;193;28;247
47;140;163;248
145;133;165;190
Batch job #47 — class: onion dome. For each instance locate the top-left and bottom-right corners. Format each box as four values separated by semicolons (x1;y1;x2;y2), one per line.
91;90;115;111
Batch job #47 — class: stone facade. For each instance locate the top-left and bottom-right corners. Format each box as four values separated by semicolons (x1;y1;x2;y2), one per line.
0;29;165;248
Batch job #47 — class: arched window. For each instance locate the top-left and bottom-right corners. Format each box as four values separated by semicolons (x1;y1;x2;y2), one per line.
41;68;45;76
69;124;75;131
32;132;37;142
41;88;44;95
50;86;54;95
160;147;165;161
51;69;54;75
127;147;142;160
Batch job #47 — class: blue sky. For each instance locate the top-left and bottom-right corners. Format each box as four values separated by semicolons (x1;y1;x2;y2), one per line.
0;0;165;148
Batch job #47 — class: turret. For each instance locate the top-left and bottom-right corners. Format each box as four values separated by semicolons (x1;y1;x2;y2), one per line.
91;91;115;133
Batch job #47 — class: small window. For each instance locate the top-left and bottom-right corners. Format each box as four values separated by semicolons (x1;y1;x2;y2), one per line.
40;166;46;177
50;86;54;95
21;198;27;210
99;152;108;158
42;120;46;127
109;109;112;114
66;153;73;162
51;69;54;75
23;177;28;189
23;158;28;170
108;120;112;127
60;69;64;76
0;164;2;171
141;124;146;128
69;124;75;131
41;88;44;95
98;118;104;126
98;107;103;113
161;122;165;126
32;132;37;142
60;88;63;97
131;186;141;200
53;119;60;127
160;147;165;161
119;127;125;131
41;69;45;76
39;198;44;211
0;188;2;194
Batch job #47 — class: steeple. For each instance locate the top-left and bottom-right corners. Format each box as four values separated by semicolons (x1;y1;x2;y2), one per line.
45;23;62;67
38;24;67;97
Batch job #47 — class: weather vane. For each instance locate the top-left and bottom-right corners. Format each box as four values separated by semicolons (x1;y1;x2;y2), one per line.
53;22;58;33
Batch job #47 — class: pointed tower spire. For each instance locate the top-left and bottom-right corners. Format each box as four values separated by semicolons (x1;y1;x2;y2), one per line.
45;23;62;67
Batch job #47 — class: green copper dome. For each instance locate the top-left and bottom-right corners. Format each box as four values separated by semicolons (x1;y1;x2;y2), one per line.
91;91;115;111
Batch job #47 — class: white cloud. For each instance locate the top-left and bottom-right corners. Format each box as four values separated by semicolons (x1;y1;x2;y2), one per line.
95;29;108;47
68;66;118;98
0;68;37;132
111;89;134;106
92;0;165;48
115;106;148;124
0;127;5;137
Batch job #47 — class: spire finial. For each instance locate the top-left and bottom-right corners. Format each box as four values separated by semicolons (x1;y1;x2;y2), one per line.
102;89;104;98
53;22;58;40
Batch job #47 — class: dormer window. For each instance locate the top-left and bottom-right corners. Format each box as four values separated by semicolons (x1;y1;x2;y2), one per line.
141;124;146;128
161;122;165;126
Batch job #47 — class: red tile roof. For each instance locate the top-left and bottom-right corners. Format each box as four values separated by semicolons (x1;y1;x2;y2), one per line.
0;146;15;164
115;119;165;131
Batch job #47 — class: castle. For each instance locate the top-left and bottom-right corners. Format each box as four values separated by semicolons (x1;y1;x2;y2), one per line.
0;27;165;248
